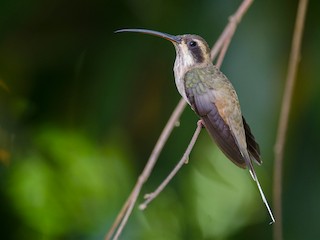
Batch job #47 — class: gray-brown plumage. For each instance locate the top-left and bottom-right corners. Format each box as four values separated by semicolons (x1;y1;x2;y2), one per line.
115;28;275;223
184;65;261;172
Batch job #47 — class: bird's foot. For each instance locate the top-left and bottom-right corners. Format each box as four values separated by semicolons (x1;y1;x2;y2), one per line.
197;119;205;128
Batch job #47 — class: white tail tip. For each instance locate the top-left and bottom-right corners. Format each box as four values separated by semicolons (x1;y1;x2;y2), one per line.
255;175;275;223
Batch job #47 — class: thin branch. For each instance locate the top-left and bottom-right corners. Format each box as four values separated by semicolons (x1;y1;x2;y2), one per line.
210;0;253;61
106;0;254;239
139;121;203;210
105;98;186;240
216;31;233;68
273;0;308;240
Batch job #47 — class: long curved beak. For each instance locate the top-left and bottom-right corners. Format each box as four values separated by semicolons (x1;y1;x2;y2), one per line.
115;28;181;43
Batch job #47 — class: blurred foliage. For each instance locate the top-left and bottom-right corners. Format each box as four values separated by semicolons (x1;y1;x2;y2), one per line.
1;0;320;239
6;126;133;238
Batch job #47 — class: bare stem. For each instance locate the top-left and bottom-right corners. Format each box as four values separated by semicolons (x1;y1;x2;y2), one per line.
139;121;203;210
216;30;233;68
106;0;254;239
273;0;309;240
210;0;253;63
105;98;186;240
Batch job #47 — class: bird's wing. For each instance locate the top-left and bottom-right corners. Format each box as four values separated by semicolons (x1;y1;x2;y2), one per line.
184;67;246;168
184;66;261;170
227;116;257;180
242;116;261;165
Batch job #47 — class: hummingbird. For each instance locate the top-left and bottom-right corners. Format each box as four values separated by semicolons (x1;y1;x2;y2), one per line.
115;28;275;223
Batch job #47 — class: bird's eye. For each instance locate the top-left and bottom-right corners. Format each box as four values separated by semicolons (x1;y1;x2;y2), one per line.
189;40;197;47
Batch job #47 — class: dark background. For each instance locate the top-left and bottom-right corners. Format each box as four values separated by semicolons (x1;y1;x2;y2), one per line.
0;0;319;239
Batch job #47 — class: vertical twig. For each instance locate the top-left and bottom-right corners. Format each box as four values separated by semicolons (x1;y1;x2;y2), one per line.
273;0;309;239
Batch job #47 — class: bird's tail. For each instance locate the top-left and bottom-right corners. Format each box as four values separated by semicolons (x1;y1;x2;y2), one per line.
246;157;275;224
254;173;275;224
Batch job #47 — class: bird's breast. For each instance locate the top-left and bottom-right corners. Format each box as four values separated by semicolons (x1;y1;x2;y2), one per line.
173;59;191;105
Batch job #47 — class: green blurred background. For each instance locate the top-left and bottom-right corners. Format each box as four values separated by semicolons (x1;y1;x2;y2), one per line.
0;0;319;239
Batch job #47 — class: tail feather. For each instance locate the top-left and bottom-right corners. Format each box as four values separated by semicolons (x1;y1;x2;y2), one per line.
255;174;276;224
243;117;261;165
244;151;275;224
